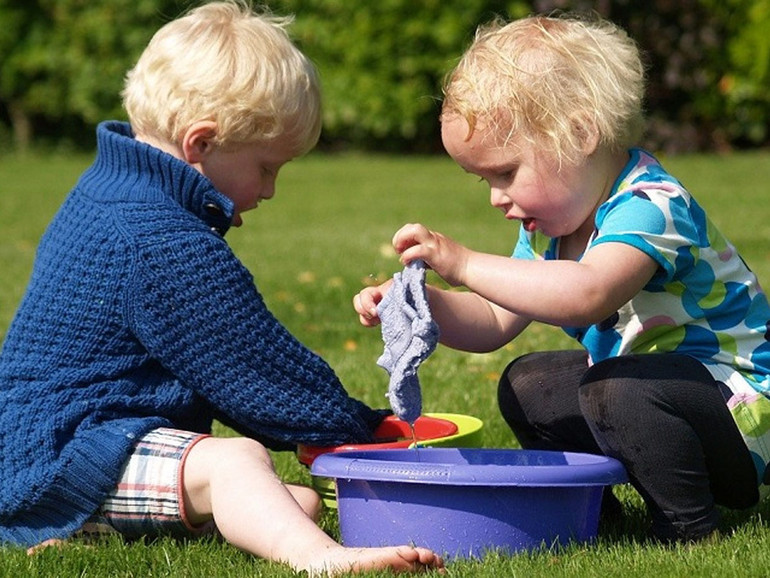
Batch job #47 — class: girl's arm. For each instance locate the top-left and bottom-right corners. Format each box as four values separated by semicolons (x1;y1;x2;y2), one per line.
354;279;527;353
387;223;658;341
457;241;659;327
423;285;530;353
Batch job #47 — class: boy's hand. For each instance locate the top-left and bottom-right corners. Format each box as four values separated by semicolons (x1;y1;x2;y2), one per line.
353;280;393;327
393;223;469;287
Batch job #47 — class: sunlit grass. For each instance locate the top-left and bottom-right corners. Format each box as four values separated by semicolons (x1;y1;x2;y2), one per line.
2;149;770;576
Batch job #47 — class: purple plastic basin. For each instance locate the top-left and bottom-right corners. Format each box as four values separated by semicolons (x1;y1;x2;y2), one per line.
311;447;627;559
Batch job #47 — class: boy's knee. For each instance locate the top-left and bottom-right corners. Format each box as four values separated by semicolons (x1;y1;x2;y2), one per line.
219;436;273;467
187;436;273;480
182;436;275;523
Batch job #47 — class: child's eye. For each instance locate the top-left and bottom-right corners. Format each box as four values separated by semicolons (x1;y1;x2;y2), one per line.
499;168;517;181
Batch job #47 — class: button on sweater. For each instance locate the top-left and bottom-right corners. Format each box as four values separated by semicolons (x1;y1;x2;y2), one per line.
0;121;382;547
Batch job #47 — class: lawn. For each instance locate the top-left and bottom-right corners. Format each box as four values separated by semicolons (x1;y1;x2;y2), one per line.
2;149;770;576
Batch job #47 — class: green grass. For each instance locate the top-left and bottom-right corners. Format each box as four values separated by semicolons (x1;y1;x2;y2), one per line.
2;149;770;576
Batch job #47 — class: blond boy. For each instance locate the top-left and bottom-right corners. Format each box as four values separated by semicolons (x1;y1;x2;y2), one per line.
0;2;443;573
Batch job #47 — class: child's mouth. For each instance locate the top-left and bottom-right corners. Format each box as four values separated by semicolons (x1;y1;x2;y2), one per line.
522;218;536;232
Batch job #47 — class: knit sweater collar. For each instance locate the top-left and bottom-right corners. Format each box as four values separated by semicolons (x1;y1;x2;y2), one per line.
84;121;235;236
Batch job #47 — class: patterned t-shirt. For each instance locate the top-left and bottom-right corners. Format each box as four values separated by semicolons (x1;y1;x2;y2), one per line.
513;148;770;491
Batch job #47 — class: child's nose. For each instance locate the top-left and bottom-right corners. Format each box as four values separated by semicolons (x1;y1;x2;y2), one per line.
261;179;276;200
489;186;508;208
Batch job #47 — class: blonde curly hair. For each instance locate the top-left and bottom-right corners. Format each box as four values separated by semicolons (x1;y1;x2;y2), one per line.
442;13;646;165
122;1;321;156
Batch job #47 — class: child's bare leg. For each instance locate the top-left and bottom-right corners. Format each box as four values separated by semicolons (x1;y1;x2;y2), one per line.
182;437;444;575
285;482;323;521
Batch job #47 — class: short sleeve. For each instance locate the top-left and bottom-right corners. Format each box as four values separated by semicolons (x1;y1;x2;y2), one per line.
591;184;706;284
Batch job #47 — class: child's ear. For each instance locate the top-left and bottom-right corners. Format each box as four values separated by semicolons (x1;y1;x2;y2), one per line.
181;121;219;164
571;114;600;158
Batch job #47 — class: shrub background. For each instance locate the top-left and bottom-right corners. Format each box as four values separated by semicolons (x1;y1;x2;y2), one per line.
1;0;769;153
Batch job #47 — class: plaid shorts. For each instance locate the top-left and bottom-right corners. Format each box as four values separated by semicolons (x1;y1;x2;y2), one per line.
83;427;214;540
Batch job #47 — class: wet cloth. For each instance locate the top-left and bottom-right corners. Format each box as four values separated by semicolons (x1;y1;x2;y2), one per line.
376;260;439;423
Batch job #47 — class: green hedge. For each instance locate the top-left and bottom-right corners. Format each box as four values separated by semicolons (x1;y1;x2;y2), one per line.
1;0;768;152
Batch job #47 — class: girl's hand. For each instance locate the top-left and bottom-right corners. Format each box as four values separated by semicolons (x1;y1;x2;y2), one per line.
393;223;470;287
353;280;392;327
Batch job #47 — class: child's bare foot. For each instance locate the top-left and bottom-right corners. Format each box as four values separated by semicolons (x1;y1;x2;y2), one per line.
26;539;66;555
306;545;444;576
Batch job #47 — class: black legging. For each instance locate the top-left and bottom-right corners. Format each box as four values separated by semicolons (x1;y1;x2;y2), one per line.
497;350;759;542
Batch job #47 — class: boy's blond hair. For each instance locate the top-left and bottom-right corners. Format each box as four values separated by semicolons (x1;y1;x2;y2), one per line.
442;13;645;165
122;0;321;156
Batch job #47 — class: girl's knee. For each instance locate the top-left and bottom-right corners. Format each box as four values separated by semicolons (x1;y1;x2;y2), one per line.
498;350;587;412
578;367;635;428
579;356;655;411
497;354;536;425
500;352;547;383
498;352;550;402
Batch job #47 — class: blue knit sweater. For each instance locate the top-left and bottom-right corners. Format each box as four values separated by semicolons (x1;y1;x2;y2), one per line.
0;121;382;547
